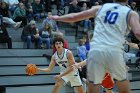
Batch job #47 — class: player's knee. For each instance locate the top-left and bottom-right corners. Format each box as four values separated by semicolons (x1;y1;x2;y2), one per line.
54;82;61;88
119;90;129;93
54;83;60;87
116;80;130;93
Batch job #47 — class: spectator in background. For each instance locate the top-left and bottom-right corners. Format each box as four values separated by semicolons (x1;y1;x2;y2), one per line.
131;2;137;11
0;1;10;18
19;0;34;22
39;22;51;49
44;0;51;12
80;2;92;32
128;0;133;5
68;0;81;27
83;35;90;51
68;0;81;14
32;0;47;21
26;2;34;22
19;0;28;7
0;2;22;28
95;1;100;6
3;0;19;15
13;2;27;27
21;20;42;49
0;24;12;49
42;12;59;32
77;39;87;61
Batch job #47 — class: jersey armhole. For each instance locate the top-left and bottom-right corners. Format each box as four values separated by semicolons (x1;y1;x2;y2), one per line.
52;54;56;63
66;49;69;59
96;5;104;17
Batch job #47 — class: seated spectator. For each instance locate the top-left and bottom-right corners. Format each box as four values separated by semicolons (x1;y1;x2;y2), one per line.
80;2;92;32
21;20;42;49
68;0;81;27
39;23;51;49
44;0;51;12
0;2;22;28
13;2;27;27
77;39;87;61
68;0;81;13
25;2;34;22
42;12;59;32
3;0;19;15
131;1;137;11
0;24;12;49
56;0;66;10
32;0;47;21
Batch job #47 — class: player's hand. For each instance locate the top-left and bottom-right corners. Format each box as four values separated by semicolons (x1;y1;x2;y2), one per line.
54;75;61;81
72;63;81;69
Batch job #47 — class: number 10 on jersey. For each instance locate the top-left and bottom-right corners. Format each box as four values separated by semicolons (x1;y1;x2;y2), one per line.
104;11;119;24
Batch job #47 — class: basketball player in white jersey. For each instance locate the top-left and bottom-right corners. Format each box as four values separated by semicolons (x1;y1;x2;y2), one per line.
49;0;140;93
37;36;84;93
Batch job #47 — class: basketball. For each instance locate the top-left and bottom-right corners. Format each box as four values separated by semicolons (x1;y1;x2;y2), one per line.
25;64;37;76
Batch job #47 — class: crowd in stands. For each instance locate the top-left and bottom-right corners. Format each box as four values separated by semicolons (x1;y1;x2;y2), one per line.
0;0;139;54
0;0;140;93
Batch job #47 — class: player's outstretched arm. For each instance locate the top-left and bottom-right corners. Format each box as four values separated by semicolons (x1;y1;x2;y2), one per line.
74;59;87;69
50;6;101;23
125;40;139;49
129;11;140;41
37;56;56;72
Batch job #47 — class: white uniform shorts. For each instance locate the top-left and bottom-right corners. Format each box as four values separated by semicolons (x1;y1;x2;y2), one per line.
61;71;83;87
87;47;128;84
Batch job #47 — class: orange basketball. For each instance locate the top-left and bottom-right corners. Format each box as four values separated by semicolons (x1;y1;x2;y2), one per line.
25;64;37;76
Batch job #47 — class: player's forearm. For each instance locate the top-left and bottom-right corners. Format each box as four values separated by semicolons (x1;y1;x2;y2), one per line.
37;68;51;72
79;61;86;67
127;42;139;49
55;13;79;23
78;59;87;67
59;67;73;77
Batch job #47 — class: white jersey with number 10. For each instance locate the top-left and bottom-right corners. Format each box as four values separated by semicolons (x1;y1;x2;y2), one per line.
91;3;131;49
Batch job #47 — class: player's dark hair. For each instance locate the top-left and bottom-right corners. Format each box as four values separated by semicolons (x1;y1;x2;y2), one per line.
53;36;64;46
